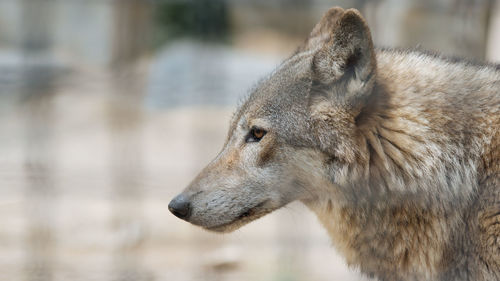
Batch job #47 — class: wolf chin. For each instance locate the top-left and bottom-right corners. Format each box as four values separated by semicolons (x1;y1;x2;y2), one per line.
169;7;500;281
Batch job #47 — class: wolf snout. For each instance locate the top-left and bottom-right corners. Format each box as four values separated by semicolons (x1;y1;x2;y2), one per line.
168;194;192;220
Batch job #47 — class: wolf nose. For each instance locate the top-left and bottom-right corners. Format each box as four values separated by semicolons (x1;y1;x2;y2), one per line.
168;194;191;220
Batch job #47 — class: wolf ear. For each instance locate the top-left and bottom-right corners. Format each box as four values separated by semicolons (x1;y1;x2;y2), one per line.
308;9;376;162
312;9;376;98
297;7;345;52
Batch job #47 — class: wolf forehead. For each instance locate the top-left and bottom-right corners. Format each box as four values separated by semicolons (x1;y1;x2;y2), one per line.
228;54;317;139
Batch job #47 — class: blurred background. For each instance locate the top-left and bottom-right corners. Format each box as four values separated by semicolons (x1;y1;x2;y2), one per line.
0;0;499;280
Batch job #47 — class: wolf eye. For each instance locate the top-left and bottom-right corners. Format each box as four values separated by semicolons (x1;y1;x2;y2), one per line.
246;127;267;143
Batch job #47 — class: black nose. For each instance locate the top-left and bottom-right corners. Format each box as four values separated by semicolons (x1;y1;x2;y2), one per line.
168;194;191;220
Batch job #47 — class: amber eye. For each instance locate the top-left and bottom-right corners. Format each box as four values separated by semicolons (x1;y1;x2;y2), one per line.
246;127;267;143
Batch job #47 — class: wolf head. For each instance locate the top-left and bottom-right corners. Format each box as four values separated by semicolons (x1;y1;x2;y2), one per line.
169;7;377;232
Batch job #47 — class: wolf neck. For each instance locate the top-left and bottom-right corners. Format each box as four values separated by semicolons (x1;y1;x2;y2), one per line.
337;52;483;205
306;195;463;281
304;50;491;280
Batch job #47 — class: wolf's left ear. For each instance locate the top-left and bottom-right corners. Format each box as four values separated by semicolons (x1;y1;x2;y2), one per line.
312;9;376;101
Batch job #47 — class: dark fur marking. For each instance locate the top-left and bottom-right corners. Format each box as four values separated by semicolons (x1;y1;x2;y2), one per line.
258;140;277;166
327;199;333;212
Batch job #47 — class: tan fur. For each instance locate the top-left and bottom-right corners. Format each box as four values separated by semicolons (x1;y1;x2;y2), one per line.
170;7;500;281
314;203;450;279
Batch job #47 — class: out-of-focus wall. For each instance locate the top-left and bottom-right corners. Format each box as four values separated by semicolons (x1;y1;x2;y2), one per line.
230;0;497;60
2;0;498;66
370;0;495;60
0;0;152;66
487;0;500;62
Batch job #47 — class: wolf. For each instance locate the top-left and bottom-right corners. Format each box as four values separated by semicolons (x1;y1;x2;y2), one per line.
169;7;500;281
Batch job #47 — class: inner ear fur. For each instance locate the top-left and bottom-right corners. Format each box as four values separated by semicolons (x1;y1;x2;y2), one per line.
312;9;376;93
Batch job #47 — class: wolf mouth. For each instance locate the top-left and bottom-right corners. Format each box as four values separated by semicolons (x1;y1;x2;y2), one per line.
206;200;271;232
